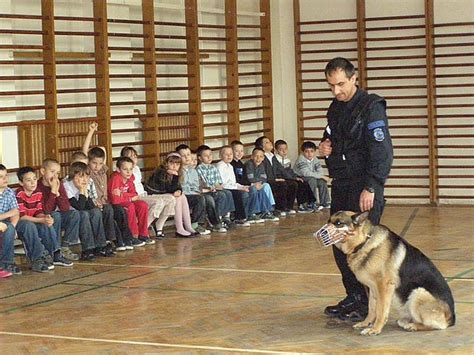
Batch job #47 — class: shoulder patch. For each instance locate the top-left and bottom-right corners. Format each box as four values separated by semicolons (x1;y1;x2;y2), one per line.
367;120;386;130
373;128;385;142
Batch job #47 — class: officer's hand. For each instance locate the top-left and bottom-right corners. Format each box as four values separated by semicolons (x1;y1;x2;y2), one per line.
319;139;332;157
359;190;374;212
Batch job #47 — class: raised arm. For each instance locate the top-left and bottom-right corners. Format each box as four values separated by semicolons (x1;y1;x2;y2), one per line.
82;122;98;156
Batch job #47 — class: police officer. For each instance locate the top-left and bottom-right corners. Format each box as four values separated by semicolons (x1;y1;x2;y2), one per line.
319;57;393;322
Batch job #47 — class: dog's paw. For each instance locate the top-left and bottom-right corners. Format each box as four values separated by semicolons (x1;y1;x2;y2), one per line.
353;321;372;329
360;327;381;336
401;322;418;332
397;318;410;328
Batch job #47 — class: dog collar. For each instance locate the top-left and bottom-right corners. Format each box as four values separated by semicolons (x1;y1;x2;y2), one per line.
352;233;372;253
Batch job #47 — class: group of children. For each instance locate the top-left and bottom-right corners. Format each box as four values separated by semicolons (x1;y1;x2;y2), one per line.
0;124;330;278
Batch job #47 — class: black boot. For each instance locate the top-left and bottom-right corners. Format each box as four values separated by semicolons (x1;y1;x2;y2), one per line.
324;295;356;317
337;294;368;322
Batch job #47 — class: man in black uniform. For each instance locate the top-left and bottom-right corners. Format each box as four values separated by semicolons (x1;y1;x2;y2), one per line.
319;57;393;322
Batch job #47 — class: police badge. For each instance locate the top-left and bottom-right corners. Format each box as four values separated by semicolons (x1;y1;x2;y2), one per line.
373;128;385;142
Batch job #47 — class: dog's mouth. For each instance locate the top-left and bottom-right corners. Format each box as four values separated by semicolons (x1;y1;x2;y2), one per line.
314;223;348;247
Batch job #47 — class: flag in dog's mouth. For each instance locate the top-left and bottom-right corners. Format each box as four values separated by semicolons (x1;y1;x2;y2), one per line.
314;223;346;247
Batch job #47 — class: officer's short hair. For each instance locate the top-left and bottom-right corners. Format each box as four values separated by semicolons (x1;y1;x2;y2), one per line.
325;57;355;79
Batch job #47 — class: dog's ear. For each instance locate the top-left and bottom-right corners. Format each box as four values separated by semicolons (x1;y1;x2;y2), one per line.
352;211;369;225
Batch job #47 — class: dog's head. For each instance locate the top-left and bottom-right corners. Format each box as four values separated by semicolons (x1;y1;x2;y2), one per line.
316;210;371;255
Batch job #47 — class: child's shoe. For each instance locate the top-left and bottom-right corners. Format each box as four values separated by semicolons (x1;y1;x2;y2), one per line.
248;214;265;224
60;247;80;261
212;222;227;233
31;259;50;273
195;225;211;235
115;241;127;251
43;252;55;270
96;245;116;257
124;240;134;250
298;204;313;213
314;205;324;212
0;269;12;278
81;249;96;261
53;251;74;267
234;219;251;227
261;212;280;222
2;263;22;275
131;238;146;247
139;236;156;245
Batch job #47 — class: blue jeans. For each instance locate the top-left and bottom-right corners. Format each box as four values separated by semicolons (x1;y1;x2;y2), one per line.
211;190;235;217
78;209;106;250
261;183;275;205
16;220;60;256
0;221;16;264
51;210;81;247
16;220;47;262
248;186;274;214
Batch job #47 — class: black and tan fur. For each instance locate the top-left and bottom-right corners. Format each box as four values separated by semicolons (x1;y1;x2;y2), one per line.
328;211;455;335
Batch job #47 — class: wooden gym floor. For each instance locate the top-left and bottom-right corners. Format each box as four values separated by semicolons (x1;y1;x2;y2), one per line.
0;206;473;354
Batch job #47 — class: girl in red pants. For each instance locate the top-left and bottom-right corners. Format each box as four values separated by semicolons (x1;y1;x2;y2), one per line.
108;157;152;246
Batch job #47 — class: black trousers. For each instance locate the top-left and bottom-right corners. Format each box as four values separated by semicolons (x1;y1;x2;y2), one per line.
296;180;316;205
186;194;220;226
330;178;385;304
111;204;133;245
268;180;298;211
229;189;248;220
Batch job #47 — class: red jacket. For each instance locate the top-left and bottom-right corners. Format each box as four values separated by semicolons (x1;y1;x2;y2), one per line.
37;178;71;213
107;171;138;206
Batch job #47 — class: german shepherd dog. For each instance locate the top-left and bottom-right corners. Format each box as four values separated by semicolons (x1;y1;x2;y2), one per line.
327;211;455;335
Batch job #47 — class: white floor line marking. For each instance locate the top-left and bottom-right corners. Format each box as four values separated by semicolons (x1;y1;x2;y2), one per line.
76;262;340;276
173;266;341;276
0;331;309;354
74;262;474;281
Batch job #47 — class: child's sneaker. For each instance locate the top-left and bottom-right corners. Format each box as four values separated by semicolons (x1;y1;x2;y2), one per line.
96;246;116;257
314;205;324;212
287;209;297;215
0;269;12;278
115;241;127;251
2;263;22;275
81;249;96;261
212;222;227;233
31;259;50;273
139;236;156;245
247;214;265;224
124;240;134;250
53;253;74;267
60;247;80;261
195;225;211;235
131;238;146;247
276;210;287;217
298;204;313;213
234;219;251;227
261;212;280;222
43;252;55;270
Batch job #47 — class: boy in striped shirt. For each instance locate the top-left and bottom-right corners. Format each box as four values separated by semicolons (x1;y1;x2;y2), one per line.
16;167;73;269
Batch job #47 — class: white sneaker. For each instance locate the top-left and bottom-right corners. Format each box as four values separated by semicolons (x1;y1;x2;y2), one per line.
235;219;251;227
288;209;297;215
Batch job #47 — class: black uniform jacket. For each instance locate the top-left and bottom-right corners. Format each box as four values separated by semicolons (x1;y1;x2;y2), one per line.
322;88;393;189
